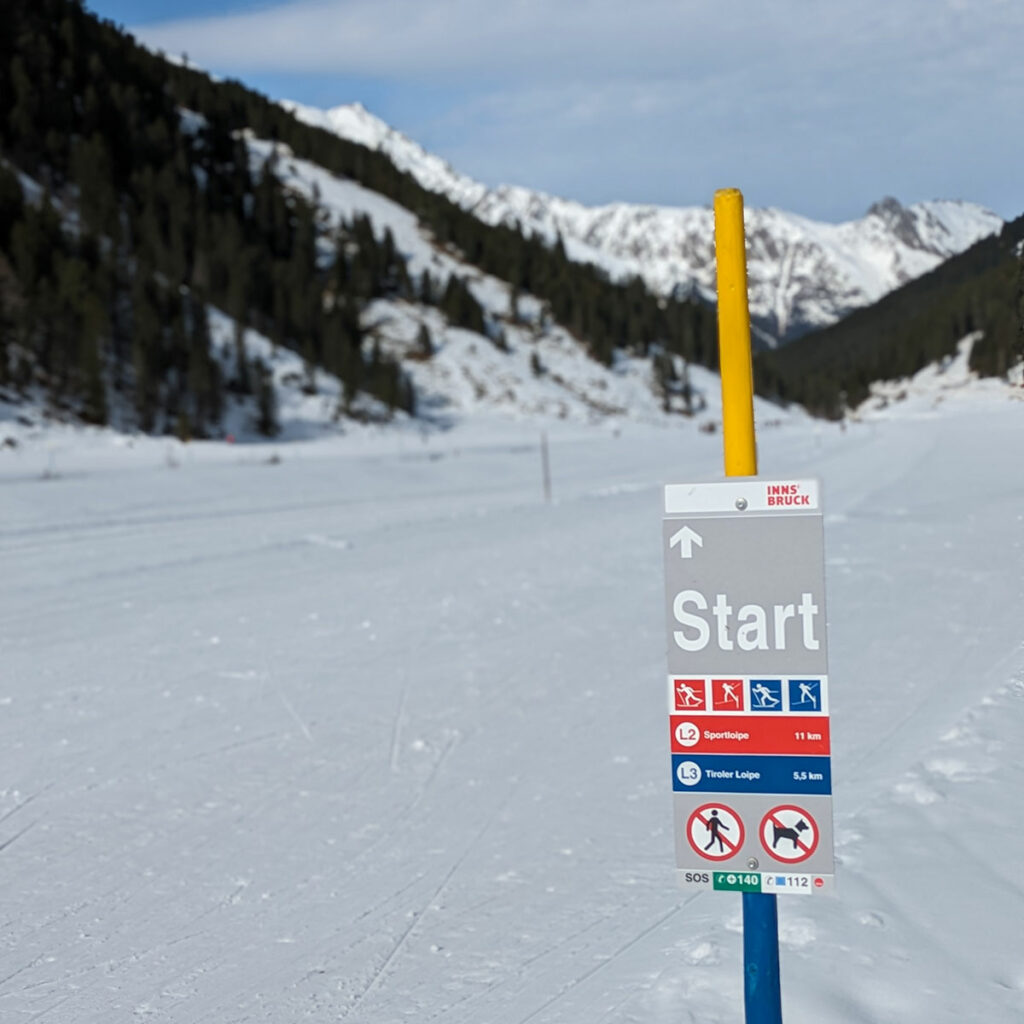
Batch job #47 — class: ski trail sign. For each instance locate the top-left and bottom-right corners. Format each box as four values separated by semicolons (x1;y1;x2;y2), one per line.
663;478;835;894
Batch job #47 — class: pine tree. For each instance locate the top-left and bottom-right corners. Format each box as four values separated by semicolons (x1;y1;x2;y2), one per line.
418;270;435;305
0;167;24;249
0;285;11;389
79;292;108;424
1013;244;1024;376
508;282;521;324
415;323;433;359
254;359;278;436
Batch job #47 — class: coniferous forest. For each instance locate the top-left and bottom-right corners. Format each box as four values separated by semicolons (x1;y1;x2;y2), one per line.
755;215;1024;417
0;0;719;436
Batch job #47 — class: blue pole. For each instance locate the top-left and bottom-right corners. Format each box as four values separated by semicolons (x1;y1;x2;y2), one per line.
714;189;783;1024
743;892;782;1024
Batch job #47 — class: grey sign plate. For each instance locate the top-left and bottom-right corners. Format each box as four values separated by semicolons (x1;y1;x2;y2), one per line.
673;792;834;876
662;478;835;891
663;480;828;676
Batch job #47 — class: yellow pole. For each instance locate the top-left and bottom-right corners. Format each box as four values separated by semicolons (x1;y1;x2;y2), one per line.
714;187;783;1024
713;188;758;477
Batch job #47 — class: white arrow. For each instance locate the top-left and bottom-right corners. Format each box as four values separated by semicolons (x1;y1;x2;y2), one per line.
669;525;703;559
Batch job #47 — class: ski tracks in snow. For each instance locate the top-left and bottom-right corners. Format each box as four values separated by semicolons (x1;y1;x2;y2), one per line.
340;782;517;1019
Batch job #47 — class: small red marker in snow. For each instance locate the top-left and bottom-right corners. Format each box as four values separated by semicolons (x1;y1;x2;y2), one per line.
226;434;236;444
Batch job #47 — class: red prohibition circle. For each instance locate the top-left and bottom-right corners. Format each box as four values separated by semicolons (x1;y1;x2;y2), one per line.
686;802;745;861
759;804;819;863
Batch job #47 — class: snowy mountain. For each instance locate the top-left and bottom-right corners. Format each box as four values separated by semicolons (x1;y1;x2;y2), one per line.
3;0;1013;448
285;101;1003;343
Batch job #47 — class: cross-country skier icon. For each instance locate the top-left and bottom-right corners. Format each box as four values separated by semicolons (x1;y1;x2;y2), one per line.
676;681;704;708
704;809;731;852
796;682;817;708
711;679;742;712
788;679;821;710
751;682;780;708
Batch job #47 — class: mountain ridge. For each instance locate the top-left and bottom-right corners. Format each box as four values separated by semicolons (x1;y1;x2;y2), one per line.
284;100;1003;344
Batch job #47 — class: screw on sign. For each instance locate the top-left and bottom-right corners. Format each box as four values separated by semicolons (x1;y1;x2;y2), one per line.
759;805;820;863
687;802;745;861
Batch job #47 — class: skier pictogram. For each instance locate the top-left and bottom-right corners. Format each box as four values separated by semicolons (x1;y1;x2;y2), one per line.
711;678;744;711
787;678;823;712
673;679;706;711
686;803;745;862
759;804;820;863
750;679;782;710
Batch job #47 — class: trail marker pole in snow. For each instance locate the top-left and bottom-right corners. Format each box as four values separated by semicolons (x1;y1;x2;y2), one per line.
714;187;783;1024
714;189;757;477
540;430;552;503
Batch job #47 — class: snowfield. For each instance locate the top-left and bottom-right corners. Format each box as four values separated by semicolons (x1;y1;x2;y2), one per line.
2;386;1024;1022
242;132;712;428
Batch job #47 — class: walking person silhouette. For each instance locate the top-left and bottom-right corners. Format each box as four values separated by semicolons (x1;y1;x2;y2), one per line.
704;809;730;852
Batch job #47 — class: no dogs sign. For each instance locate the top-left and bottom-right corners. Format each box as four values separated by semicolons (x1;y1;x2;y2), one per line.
663;479;836;895
760;805;820;863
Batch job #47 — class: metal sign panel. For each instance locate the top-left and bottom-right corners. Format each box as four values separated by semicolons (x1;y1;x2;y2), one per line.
663;478;835;895
663;515;828;677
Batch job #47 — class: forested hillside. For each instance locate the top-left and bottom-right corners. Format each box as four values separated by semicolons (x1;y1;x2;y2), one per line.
756;216;1024;416
0;0;717;436
2;0;1021;435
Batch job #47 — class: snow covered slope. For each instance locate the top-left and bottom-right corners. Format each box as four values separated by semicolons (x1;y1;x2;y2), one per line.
240;131;767;430
2;390;1024;1022
853;332;1024;420
285;101;1003;342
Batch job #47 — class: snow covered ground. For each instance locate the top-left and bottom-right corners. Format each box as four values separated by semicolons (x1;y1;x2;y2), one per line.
2;390;1024;1022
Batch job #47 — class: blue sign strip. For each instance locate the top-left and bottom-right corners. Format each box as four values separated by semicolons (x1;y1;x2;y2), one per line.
671;754;832;794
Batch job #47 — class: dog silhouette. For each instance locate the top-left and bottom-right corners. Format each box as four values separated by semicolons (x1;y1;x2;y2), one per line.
771;819;809;850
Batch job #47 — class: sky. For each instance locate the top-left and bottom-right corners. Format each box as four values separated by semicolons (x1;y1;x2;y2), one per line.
88;0;1024;223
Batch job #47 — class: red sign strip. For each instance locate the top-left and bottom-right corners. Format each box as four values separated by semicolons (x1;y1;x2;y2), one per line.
670;715;830;755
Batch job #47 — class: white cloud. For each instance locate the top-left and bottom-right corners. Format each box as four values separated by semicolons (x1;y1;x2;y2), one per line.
132;0;1024;219
136;0;1021;82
